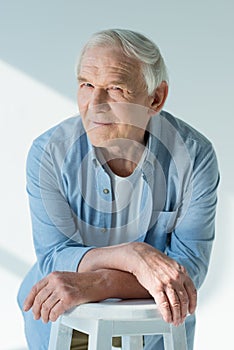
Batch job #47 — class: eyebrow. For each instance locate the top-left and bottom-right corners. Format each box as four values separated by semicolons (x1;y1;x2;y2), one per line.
77;75;88;82
109;80;127;86
77;75;128;87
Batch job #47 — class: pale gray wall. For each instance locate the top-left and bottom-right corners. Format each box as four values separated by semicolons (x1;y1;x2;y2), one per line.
0;1;233;348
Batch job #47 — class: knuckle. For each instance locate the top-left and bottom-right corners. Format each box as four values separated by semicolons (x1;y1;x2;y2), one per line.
160;301;170;310
166;281;174;289
181;298;188;306
50;271;60;280
174;270;182;282
179;293;189;304
60;294;68;304
171;302;180;309
41;303;49;312
31;285;38;294
34;295;42;304
174;269;180;279
177;263;186;274
167;272;180;285
158;283;165;292
60;286;70;298
164;275;172;284
50;303;65;322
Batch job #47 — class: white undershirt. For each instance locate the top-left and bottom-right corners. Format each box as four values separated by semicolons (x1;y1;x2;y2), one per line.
102;148;148;243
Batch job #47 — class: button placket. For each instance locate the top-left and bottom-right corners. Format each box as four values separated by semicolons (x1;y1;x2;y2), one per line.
96;166;112;232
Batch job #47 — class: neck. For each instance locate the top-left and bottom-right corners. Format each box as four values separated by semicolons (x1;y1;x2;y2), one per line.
98;137;147;177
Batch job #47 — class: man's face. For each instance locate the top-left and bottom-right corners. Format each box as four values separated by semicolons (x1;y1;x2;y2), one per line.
77;46;153;147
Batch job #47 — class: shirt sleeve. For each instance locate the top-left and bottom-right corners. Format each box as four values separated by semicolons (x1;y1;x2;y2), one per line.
26;139;93;276
166;141;220;289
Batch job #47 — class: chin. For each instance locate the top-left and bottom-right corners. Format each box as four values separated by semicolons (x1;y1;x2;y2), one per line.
86;125;118;146
87;131;114;147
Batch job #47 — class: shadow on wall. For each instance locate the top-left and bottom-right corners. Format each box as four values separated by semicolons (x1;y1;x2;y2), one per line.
0;246;31;278
0;1;90;101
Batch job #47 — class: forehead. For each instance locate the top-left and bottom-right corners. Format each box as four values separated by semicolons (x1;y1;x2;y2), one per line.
79;46;142;82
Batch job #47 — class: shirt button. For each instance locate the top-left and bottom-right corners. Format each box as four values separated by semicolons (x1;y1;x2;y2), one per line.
101;228;107;233
103;188;109;194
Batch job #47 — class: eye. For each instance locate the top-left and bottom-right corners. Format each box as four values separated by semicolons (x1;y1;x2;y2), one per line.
111;86;123;91
107;86;124;95
80;82;94;88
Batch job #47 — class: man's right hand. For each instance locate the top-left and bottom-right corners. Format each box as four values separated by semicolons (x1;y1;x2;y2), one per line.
23;271;105;323
23;268;150;323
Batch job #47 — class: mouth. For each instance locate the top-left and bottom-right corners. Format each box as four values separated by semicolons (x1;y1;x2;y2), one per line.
89;120;115;126
93;122;113;125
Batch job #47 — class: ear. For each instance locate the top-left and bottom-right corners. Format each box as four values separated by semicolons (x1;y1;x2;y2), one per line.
148;81;168;115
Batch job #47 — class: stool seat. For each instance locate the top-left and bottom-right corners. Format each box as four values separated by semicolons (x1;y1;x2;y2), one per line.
49;298;187;350
65;298;161;320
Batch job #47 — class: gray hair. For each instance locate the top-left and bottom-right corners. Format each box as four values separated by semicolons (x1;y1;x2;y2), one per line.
76;29;169;95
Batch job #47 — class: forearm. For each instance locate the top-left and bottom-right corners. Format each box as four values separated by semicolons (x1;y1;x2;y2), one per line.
24;268;150;324
97;268;150;300
78;242;139;274
77;243;152;300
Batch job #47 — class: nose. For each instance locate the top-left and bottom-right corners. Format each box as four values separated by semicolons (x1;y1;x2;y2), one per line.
89;88;110;113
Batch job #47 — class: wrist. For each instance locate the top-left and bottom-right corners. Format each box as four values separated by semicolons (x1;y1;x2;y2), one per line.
85;270;111;302
127;242;157;278
123;242;147;276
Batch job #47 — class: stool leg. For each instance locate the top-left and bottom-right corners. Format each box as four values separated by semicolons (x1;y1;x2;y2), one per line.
48;318;73;350
88;320;112;350
122;335;143;350
163;324;187;350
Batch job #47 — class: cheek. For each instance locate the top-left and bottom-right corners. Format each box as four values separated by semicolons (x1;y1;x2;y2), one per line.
111;103;149;129
77;89;90;111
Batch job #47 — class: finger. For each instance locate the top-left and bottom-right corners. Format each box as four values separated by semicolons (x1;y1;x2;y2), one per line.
165;287;182;326
40;293;61;323
184;278;197;314
177;263;187;275
153;290;172;324
32;287;52;320
174;264;190;321
49;299;67;322
176;287;189;321
23;279;48;311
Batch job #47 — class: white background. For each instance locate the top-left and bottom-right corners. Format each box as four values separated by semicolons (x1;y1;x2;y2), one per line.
0;1;233;349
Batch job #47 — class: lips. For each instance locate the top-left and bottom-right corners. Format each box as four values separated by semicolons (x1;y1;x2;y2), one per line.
89;118;116;125
93;121;113;125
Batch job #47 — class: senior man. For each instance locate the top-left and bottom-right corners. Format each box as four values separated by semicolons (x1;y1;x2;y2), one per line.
18;29;219;350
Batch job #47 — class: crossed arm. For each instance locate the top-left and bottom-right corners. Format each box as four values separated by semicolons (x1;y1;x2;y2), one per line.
24;242;197;326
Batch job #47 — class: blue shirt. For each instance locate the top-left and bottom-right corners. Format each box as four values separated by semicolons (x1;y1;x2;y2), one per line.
17;110;219;349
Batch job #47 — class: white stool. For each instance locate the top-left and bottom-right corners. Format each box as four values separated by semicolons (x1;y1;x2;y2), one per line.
48;299;187;350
